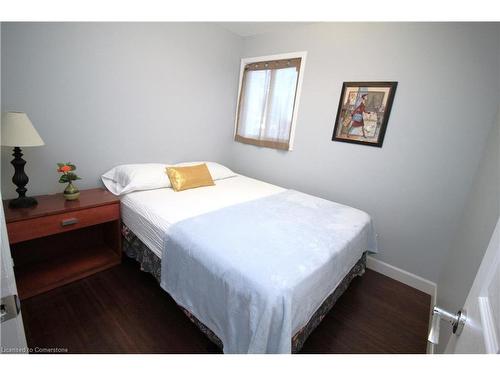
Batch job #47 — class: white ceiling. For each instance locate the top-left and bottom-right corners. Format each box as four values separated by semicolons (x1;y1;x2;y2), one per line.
217;22;312;37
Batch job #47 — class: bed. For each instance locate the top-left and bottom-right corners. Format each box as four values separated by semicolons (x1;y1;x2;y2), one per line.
118;173;377;353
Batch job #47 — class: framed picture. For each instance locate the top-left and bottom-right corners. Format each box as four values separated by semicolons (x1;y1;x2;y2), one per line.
332;81;397;147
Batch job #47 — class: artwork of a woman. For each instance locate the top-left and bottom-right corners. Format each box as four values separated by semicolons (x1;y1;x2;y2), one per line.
333;81;397;147
348;94;368;138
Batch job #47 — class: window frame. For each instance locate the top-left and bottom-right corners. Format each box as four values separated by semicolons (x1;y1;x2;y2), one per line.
233;51;307;151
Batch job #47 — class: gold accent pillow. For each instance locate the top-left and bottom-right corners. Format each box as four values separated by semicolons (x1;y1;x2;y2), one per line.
166;163;215;192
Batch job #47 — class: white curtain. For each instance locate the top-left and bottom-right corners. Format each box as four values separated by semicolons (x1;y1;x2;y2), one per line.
237;67;299;148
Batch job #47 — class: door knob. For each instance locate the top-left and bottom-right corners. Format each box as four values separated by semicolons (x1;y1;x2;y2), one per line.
428;306;467;345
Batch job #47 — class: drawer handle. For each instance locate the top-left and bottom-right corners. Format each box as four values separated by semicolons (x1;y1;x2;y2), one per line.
61;218;79;227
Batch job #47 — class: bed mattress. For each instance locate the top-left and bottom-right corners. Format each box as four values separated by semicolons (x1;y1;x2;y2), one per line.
120;175;285;258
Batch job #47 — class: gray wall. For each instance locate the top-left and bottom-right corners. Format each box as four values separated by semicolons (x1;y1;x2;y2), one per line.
1;22;242;197
436;109;500;352
226;23;500;282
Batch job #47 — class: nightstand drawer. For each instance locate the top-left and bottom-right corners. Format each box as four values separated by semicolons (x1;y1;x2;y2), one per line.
7;203;120;244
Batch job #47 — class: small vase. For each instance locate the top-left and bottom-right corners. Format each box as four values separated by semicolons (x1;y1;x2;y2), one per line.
64;182;80;201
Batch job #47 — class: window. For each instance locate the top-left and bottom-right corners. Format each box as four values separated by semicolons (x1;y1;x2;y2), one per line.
234;52;306;151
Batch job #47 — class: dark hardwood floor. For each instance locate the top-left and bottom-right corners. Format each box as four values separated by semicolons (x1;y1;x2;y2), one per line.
21;257;430;354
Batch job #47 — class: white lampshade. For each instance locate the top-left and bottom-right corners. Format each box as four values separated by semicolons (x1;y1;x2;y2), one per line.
1;112;45;147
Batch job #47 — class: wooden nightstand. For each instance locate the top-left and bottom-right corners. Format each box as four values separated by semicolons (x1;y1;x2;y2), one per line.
3;188;121;300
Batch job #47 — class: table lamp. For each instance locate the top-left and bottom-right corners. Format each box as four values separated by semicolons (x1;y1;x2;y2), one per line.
1;112;45;208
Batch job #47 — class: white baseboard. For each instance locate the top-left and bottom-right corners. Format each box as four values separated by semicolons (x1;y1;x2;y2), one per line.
366;255;437;299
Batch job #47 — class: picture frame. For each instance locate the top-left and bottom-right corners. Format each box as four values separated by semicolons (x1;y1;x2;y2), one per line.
331;81;397;148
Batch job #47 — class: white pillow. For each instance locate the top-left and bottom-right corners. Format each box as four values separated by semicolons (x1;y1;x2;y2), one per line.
101;162;236;196
173;161;236;181
101;163;170;196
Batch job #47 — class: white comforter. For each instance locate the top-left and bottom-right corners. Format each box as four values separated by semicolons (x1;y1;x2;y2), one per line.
159;188;377;353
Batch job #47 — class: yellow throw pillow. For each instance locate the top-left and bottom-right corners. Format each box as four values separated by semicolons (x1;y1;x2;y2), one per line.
166;163;215;192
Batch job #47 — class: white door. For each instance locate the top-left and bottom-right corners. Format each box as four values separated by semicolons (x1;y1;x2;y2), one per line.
0;193;27;353
445;217;500;353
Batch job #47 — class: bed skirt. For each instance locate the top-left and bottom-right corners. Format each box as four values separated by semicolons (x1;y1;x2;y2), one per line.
121;223;366;353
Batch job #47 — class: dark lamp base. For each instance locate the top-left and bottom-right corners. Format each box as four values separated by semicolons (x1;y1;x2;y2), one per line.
9;196;38;209
9;146;38;209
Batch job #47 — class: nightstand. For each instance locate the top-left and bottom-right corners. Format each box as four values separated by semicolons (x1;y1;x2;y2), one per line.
3;188;121;299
